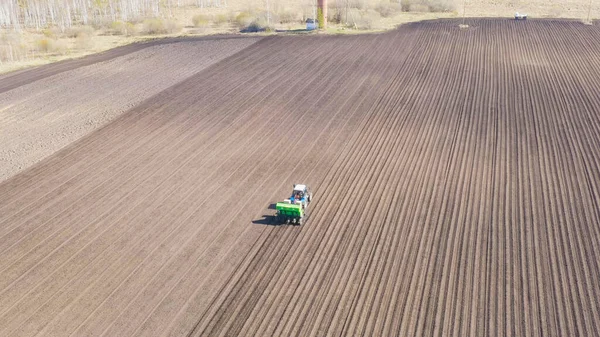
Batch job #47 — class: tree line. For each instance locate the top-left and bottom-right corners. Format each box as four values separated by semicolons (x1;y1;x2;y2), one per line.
0;0;227;30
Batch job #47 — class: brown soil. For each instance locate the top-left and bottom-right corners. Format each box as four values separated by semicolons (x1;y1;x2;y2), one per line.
1;19;600;336
0;35;259;94
0;36;260;183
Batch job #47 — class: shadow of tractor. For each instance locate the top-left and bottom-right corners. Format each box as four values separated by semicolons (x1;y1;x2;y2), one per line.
252;203;281;226
252;214;281;226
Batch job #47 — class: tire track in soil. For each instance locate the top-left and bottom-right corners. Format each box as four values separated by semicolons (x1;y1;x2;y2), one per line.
187;19;600;337
181;31;415;337
86;33;366;336
193;31;410;337
67;36;359;337
2;35;352;336
267;30;434;337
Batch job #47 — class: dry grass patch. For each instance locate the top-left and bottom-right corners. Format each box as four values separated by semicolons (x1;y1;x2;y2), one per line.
142;18;182;34
110;21;138;36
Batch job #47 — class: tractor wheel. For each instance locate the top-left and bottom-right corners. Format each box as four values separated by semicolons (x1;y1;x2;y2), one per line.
297;218;303;225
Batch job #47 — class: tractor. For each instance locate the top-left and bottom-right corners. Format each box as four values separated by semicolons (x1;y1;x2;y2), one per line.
275;184;312;225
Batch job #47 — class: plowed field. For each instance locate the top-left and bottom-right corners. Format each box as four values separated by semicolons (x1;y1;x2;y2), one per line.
1;19;600;336
0;36;260;182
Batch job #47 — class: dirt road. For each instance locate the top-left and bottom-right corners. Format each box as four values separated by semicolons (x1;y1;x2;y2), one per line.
1;19;599;336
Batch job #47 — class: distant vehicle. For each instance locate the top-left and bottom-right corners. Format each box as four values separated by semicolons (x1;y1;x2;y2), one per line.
275;184;312;225
306;18;319;30
515;12;528;20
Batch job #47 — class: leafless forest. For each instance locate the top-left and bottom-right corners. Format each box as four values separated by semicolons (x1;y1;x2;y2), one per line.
0;0;230;30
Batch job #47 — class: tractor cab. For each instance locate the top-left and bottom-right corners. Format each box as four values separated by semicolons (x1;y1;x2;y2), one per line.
292;184;306;199
291;184;311;205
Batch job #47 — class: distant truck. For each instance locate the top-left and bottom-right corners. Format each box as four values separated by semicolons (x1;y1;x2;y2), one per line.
515;12;528;20
306;18;319;31
275;184;312;225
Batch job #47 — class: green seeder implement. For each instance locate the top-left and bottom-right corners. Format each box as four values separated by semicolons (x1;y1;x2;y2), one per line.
275;202;304;225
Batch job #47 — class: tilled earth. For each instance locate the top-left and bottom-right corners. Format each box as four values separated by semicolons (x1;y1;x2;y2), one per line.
1;19;600;337
0;36;260;183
